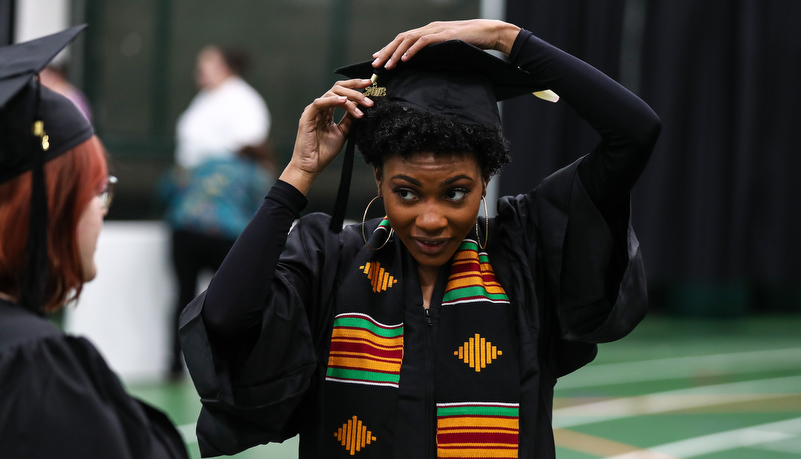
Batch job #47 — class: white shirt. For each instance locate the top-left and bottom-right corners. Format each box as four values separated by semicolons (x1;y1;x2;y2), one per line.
175;76;270;169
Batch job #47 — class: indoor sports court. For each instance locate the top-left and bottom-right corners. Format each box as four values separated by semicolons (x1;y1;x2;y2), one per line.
129;314;801;458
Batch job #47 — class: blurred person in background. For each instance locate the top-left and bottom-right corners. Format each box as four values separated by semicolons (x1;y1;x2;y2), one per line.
0;27;188;458
39;62;92;121
159;150;274;381
163;45;273;380
175;45;270;169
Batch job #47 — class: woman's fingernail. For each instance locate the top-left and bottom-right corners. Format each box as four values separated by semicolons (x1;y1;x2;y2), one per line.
364;97;373;105
355;108;364;116
372;57;380;66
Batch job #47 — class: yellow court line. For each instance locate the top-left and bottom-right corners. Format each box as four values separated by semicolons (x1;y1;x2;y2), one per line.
558;347;801;389
554;375;801;428
605;416;801;459
554;428;682;459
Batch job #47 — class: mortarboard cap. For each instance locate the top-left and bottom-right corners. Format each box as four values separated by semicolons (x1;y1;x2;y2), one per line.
336;39;557;126
328;39;557;232
0;24;93;183
0;25;93;312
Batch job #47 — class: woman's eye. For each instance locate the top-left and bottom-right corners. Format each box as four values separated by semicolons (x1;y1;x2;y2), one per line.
397;189;416;201
445;189;466;201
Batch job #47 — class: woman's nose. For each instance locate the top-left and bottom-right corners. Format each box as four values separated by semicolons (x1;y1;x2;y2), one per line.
415;202;447;233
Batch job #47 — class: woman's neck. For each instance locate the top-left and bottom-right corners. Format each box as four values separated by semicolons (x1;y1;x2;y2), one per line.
417;265;439;310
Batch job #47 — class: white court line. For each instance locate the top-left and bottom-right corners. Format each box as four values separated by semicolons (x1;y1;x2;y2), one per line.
604;416;801;459
177;423;197;444
177;375;801;444
557;347;801;389
553;374;801;428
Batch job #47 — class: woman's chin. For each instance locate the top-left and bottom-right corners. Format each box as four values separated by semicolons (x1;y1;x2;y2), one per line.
82;265;98;282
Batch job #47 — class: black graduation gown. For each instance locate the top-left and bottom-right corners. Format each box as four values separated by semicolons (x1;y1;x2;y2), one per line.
179;30;659;459
0;300;189;459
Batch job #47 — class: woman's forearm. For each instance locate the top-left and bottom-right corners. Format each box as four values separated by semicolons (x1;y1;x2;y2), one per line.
202;180;307;336
509;29;661;209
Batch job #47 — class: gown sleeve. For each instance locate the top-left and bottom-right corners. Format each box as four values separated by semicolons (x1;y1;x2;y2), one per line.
499;30;660;352
178;180;337;456
0;322;187;459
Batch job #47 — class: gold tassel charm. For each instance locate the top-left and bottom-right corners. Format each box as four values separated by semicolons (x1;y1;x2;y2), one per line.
363;73;386;98
32;120;50;151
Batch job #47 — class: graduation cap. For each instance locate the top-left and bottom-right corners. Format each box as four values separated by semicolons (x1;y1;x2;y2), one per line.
328;39;557;232
0;25;93;312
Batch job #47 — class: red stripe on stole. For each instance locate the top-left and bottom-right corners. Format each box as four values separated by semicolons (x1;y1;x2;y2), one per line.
446;269;501;285
448;261;481;276
437;425;519;433
329;341;403;360
447;270;501;283
329;335;403;350
437;432;518;444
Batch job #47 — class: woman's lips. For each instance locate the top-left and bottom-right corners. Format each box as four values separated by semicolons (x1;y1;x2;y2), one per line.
414;238;449;255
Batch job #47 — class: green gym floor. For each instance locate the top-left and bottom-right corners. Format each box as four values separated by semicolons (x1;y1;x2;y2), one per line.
127;314;801;458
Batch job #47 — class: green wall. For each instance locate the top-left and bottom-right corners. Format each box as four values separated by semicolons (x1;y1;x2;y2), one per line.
80;0;480;219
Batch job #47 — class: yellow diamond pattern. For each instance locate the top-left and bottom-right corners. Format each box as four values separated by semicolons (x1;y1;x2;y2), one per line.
334;416;377;455
453;333;502;373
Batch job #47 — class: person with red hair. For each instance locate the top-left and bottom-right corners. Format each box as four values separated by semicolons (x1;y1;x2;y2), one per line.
0;27;188;458
0;136;108;310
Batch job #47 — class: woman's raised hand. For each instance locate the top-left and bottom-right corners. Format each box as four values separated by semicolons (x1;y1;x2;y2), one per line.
280;79;374;195
371;19;521;70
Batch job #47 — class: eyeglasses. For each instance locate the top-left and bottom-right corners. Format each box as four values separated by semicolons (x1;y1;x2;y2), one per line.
100;175;117;211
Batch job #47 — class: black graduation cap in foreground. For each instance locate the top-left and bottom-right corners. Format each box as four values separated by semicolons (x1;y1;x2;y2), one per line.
328;39;558;232
0;25;93;312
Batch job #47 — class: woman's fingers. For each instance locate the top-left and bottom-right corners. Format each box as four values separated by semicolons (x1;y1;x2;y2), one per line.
284;78;375;192
372;21;463;69
371;20;516;69
307;79;374;120
332;79;375;117
373;26;436;69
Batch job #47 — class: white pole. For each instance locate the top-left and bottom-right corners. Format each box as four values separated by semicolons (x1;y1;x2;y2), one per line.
14;0;70;43
480;0;505;22
481;0;505;217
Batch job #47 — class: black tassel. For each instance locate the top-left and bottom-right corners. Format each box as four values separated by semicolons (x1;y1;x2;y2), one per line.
21;82;49;313
329;122;358;233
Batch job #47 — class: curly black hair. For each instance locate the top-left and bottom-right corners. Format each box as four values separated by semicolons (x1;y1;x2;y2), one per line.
354;97;511;177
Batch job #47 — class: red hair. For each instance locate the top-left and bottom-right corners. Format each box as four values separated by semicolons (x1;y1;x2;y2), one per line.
0;136;108;312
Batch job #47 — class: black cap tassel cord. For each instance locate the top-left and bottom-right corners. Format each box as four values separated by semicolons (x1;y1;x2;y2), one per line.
328;121;359;233
21;80;48;313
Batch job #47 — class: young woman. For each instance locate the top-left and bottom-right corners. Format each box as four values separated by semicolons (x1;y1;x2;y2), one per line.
0;27;187;458
181;19;660;458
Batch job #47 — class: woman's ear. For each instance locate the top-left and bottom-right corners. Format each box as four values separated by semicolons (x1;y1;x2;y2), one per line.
374;167;383;197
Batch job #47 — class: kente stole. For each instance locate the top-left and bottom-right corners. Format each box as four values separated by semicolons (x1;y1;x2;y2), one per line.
322;219;520;458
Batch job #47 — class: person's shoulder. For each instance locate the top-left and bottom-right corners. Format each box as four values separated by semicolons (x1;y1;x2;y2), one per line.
289;213;365;252
0;301;61;350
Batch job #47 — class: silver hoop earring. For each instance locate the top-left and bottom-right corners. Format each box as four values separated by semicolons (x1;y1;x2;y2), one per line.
475;196;489;250
362;196;394;251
